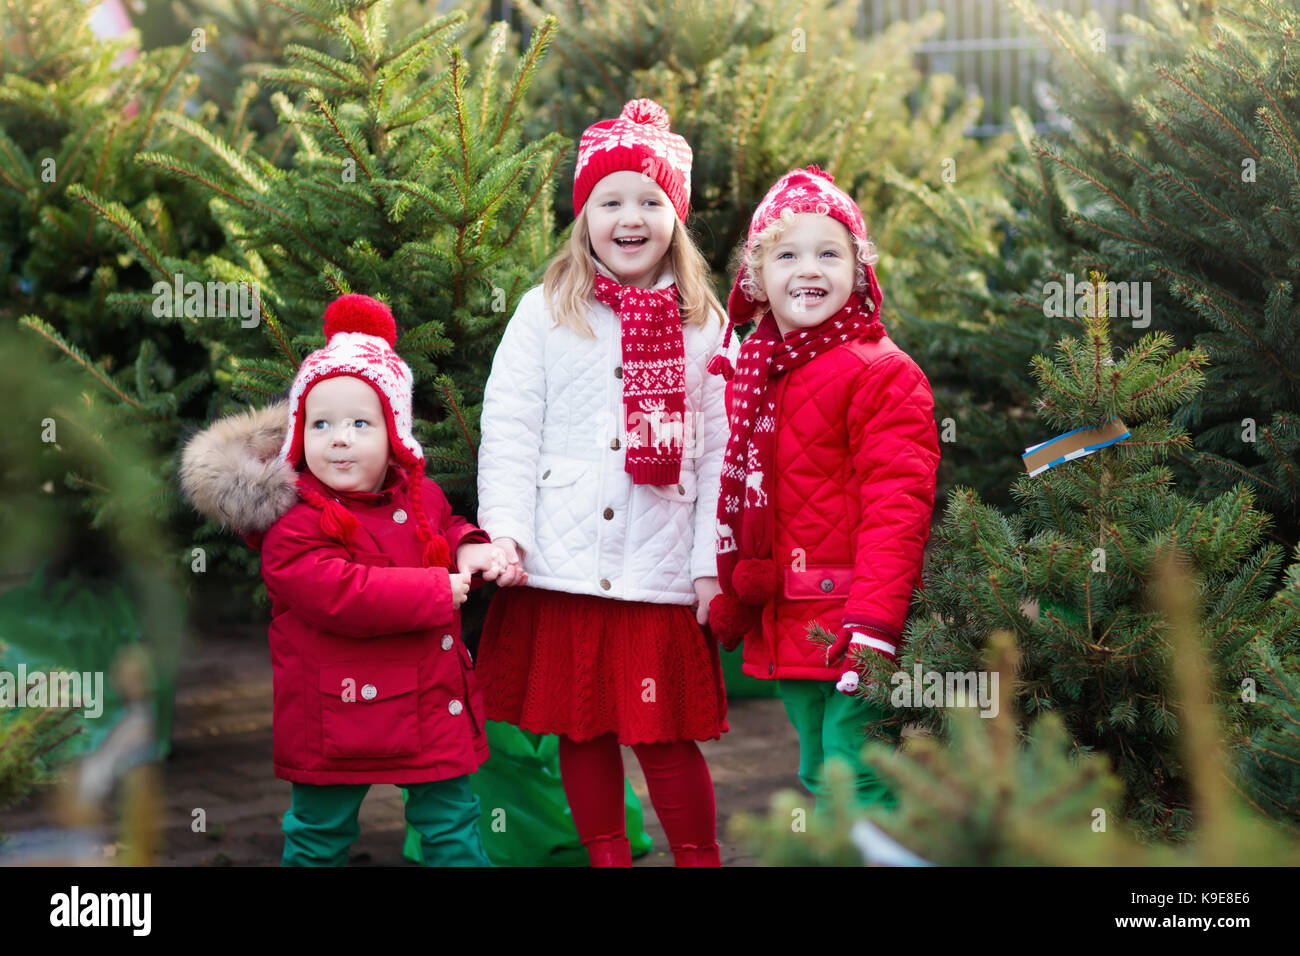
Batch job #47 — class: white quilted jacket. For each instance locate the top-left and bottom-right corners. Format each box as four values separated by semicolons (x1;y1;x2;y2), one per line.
477;265;727;605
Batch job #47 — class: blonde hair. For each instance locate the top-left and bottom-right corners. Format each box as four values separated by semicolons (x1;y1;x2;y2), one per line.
542;208;723;338
735;208;877;305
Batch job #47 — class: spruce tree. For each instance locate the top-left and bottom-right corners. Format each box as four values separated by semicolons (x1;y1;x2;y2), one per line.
1;0;222;541
12;0;566;598
948;0;1300;543
740;623;1300;865
515;0;1010;293
850;289;1292;841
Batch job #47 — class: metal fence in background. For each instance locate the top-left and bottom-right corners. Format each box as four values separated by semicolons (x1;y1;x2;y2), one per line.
492;0;1154;138
860;0;1151;136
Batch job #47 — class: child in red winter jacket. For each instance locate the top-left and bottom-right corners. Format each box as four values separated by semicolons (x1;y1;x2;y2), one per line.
707;167;940;810
180;294;522;865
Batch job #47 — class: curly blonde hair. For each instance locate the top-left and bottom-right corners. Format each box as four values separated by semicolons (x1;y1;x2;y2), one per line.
734;208;878;306
542;208;723;338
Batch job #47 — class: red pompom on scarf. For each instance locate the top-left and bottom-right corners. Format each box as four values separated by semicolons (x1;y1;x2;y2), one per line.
733;557;779;606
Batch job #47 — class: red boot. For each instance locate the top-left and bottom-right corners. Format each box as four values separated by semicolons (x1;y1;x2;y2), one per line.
586;836;632;867
672;843;721;867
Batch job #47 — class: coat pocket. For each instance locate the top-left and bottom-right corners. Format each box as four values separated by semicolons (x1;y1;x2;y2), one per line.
645;469;698;503
784;564;854;600
536;453;590;488
318;661;420;759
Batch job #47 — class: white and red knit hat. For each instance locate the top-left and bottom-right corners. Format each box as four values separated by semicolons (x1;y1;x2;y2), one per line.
710;165;883;378
280;294;450;566
280;294;421;471
572;98;693;221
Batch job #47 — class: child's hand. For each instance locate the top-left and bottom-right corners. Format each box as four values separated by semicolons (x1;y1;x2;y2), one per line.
456;541;505;578
449;571;471;609
693;576;722;626
491;537;529;588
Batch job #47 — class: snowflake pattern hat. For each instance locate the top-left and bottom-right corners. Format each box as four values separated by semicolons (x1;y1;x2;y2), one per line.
280;294;420;471
709;165;884;379
280;294;451;567
572;98;693;221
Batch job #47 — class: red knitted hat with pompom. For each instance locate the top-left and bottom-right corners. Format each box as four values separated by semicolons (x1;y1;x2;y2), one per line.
279;294;452;568
280;294;419;470
572;98;693;221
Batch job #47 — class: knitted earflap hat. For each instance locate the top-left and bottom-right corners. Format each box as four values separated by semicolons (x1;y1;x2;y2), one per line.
709;165;884;379
279;294;450;567
572;98;693;221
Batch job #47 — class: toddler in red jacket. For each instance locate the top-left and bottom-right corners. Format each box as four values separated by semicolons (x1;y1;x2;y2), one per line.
707;167;940;810
182;294;521;866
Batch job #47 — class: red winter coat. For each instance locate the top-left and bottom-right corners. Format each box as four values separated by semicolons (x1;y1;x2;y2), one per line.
179;402;490;786
732;334;940;682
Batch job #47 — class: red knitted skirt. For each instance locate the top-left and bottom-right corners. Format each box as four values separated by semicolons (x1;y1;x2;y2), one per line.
477;586;729;745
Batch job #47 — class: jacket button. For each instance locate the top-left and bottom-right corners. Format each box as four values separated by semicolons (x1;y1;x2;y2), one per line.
610;438;621;450
676;484;685;495
542;469;551;479
603;507;614;520
392;509;408;524
614;366;623;379
448;699;463;716
441;635;454;650
600;578;611;590
820;578;834;592
361;683;377;701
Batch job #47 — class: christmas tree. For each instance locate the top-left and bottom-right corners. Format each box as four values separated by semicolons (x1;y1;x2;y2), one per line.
2;0;224;554
514;0;1010;295
11;0;567;602
842;287;1294;841
928;0;1300;543
742;601;1300;866
886;0;1237;511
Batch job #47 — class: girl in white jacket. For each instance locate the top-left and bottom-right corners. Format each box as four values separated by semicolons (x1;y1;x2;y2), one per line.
475;99;729;867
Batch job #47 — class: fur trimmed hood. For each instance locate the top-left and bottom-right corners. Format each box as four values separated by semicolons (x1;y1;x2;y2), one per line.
179;401;299;538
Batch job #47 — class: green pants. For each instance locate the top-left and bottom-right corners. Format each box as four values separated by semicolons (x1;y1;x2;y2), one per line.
282;776;492;867
778;679;901;810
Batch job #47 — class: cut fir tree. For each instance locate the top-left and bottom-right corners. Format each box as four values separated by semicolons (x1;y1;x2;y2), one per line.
840;276;1294;842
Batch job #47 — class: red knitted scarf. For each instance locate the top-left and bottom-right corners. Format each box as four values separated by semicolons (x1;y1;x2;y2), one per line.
593;272;688;485
715;295;884;597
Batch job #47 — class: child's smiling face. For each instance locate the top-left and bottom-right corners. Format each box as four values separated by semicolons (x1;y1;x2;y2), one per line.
756;213;856;336
586;170;676;288
303;375;393;494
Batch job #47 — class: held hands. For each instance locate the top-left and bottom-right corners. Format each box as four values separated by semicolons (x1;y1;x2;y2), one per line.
693;576;722;627
455;538;528;588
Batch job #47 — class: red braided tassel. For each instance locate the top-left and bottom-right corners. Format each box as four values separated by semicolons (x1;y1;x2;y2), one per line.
320;498;360;545
423;534;451;569
707;352;734;380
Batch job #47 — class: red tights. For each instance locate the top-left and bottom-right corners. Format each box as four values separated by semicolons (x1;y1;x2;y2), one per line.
558;733;720;867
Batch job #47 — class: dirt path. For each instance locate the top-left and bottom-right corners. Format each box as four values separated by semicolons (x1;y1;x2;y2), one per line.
5;625;803;866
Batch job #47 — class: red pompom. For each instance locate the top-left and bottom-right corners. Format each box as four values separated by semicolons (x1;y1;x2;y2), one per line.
323;294;397;345
621;98;670;130
709;593;759;651
862;320;886;342
733;557;779;606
